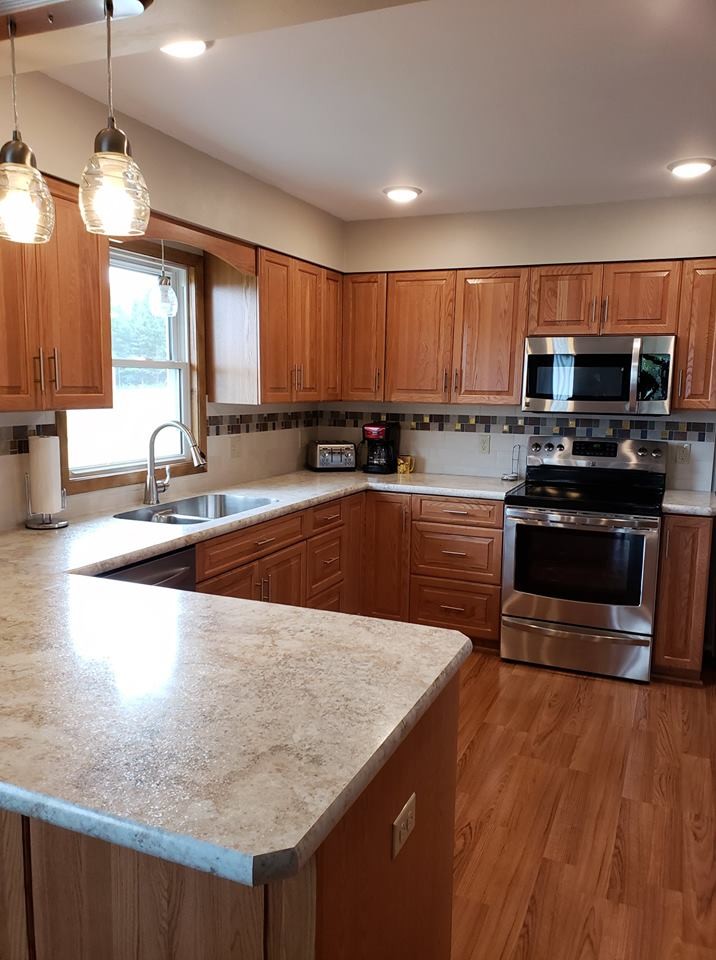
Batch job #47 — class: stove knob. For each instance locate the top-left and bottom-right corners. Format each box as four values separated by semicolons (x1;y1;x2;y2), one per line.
544;442;555;452
531;442;542;452
556;443;565;452
637;447;649;457
651;448;663;459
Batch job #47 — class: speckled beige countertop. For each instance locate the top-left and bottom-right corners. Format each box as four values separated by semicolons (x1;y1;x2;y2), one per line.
0;470;507;886
663;489;716;516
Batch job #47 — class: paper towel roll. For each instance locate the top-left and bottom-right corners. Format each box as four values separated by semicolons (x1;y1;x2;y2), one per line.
28;435;63;516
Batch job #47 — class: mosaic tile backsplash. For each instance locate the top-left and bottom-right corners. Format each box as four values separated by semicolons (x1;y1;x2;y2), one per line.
3;408;714;457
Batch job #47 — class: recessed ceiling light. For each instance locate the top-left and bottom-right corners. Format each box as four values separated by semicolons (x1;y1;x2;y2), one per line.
160;40;209;59
383;186;423;204
667;158;716;180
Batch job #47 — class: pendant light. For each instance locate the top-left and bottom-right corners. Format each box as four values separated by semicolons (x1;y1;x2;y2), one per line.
79;0;150;236
0;20;54;244
148;240;178;318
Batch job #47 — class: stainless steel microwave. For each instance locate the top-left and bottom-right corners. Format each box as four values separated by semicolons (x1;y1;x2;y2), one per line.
522;335;676;415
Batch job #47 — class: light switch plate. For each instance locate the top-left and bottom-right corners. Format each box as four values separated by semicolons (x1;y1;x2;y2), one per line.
478;435;491;455
392;792;416;859
674;443;691;464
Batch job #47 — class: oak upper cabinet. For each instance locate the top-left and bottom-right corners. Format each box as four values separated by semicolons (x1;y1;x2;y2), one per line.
0;241;38;411
342;273;387;401
654;515;713;680
322;269;342;401
363;492;410;621
259;249;293;403
292;259;322;400
528;264;603;335
673;259;716;409
452;268;528;404
600;260;681;334
32;190;112;409
385;271;456;403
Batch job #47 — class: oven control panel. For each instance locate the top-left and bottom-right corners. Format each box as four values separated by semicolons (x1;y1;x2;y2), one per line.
528;436;666;472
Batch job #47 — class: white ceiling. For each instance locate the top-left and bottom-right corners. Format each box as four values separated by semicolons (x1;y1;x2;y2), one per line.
46;0;716;220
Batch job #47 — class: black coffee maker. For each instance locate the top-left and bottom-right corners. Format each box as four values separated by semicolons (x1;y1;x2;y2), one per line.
362;422;400;473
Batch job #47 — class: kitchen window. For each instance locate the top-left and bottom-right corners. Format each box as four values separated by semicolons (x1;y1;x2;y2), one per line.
61;242;206;492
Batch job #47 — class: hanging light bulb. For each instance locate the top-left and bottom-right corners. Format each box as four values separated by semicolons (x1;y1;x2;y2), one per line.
0;20;54;244
79;1;150;236
148;240;178;318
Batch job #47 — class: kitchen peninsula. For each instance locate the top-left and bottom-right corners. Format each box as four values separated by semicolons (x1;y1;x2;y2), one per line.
0;472;481;960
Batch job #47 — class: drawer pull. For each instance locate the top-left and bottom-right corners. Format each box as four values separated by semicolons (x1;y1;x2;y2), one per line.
441;550;467;557
443;509;469;515
322;556;339;565
440;604;466;613
256;537;277;546
321;513;341;521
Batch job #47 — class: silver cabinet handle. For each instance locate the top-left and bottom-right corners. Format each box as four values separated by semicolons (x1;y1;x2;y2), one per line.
256;536;276;546
322;556;339;566
602;295;609;329
443;509;469;516
441;549;467;557
443;368;449;393
299;365;303;392
454;368;459;391
267;573;272;602
678;368;684;398
321;513;341;521
590;296;596;328
49;347;61;390
33;347;46;393
291;366;296;392
440;604;466;613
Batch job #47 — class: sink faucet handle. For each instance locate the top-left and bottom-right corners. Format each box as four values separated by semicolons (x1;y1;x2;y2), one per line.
158;465;171;493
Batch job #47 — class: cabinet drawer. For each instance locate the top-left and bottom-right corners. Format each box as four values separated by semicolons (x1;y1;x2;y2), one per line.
411;522;502;584
306;499;345;534
197;562;259;600
196;511;305;581
307;583;343;611
411;495;503;528
306;528;345;599
410;576;500;641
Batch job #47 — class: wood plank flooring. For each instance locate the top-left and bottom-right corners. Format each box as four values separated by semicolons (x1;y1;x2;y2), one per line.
452;653;716;960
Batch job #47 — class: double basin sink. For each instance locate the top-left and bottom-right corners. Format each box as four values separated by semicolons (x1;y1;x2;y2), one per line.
115;493;277;525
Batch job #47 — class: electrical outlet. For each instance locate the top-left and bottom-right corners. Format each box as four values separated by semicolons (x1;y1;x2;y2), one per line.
675;443;691;465
392;792;416;859
478;435;491;455
230;435;242;459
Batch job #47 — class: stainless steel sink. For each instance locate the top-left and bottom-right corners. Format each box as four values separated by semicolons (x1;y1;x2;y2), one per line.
114;493;277;525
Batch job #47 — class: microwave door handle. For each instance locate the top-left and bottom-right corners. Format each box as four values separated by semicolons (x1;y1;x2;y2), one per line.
628;337;642;414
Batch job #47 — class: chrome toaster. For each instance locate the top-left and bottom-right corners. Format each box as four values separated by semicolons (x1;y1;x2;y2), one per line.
306;441;356;471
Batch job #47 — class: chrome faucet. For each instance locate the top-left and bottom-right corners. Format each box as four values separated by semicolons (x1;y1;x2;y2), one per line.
144;420;207;505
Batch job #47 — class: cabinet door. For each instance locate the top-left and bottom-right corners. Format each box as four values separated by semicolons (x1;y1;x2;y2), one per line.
386;271;455;403
307;583;343;611
654;515;712;680
601;260;681;334
306;528;344;599
32;190;112;409
674;259;716;409
453;268;528;403
0;241;40;411
258;541;306;607
528;264;602;335
292;259;322;400
342;492;365;615
342;274;386;401
363;492;410;621
321;269;342;401
410;576;500;643
259;249;293;403
0;810;29;960
196;562;260;600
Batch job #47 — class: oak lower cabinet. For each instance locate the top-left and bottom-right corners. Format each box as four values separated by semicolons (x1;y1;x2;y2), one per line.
674;258;716;409
0;178;112;412
7;680;459;960
385;271;455;403
260;542;306;606
363;492;411;621
653;514;713;680
342;492;366;614
409;495;504;648
307;583;343;611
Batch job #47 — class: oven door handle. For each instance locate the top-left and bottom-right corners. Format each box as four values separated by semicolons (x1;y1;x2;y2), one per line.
628;336;642;414
507;514;658;535
502;616;651;648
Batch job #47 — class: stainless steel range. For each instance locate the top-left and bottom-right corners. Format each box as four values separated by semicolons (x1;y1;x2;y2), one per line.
501;436;667;682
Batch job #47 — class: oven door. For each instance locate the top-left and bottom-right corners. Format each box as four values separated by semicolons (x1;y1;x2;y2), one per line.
502;507;661;634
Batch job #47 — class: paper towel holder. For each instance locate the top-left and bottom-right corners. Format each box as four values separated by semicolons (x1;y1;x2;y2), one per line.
24;474;68;530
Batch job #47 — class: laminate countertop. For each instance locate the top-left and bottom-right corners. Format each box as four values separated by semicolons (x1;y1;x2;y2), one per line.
662;490;716;516
1;470;513;887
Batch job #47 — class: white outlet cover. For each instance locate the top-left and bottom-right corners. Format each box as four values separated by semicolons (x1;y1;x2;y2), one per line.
479;435;491;455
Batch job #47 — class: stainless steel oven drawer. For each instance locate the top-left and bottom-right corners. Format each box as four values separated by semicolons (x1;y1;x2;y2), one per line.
501;616;652;682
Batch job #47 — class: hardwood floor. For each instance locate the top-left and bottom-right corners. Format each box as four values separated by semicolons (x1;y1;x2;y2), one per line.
452;653;716;960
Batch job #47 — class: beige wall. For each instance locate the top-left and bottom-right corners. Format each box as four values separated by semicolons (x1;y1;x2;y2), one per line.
22;73;345;270
343;195;716;273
